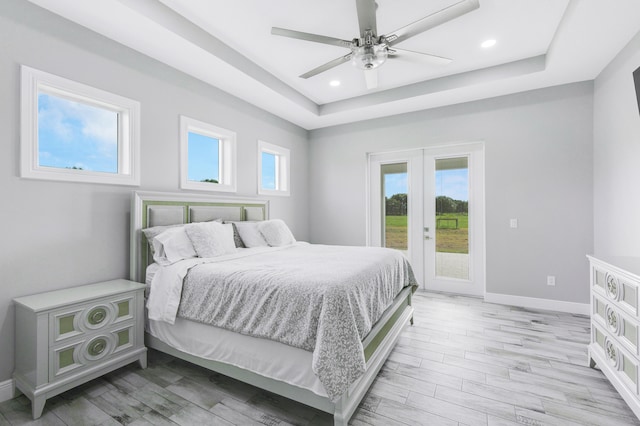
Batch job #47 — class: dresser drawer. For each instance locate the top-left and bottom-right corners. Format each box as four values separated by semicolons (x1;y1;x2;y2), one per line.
593;321;639;395
49;322;136;382
593;266;639;316
593;294;640;356
49;293;136;345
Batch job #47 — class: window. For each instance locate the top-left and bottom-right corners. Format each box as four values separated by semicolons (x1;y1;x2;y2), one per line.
180;116;236;192
20;65;140;185
381;163;408;251
258;140;290;196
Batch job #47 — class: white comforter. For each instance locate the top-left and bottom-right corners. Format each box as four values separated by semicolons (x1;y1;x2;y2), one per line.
146;242;416;400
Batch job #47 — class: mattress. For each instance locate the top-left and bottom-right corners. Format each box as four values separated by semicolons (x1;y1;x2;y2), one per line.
146;262;327;397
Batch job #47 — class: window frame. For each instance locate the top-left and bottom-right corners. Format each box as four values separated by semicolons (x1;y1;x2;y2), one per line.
258;140;290;197
20;65;141;186
180;115;237;193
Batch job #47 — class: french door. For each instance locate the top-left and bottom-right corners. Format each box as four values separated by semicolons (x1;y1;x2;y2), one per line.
367;143;485;296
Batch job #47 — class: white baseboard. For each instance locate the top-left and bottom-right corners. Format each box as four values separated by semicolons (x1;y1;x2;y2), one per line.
484;292;590;315
0;378;15;403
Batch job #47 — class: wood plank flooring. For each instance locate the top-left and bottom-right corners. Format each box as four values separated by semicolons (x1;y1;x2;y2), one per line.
2;290;639;425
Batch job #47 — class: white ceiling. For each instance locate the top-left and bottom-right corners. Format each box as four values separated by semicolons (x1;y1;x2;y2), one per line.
27;0;640;130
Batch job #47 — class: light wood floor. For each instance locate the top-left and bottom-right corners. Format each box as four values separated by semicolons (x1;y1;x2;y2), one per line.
2;291;640;425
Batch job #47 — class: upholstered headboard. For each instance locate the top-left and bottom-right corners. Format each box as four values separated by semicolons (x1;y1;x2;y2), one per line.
129;191;269;283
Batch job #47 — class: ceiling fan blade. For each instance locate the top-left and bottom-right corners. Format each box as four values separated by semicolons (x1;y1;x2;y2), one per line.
364;69;378;90
388;48;452;65
300;54;353;79
385;0;479;46
271;27;352;48
355;0;378;36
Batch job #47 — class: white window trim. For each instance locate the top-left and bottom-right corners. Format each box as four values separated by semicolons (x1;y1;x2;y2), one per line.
180;115;237;193
258;140;290;197
20;65;140;186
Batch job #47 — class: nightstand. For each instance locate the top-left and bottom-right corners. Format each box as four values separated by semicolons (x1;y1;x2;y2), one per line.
13;279;147;419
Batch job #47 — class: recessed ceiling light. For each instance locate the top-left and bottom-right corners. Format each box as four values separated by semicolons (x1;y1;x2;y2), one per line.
481;39;497;48
329;80;341;87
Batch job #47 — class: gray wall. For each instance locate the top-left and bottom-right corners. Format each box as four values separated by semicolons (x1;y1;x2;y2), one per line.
309;82;594;303
0;0;309;382
594;30;640;257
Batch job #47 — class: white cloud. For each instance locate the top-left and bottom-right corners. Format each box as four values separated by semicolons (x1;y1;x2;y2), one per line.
39;93;118;148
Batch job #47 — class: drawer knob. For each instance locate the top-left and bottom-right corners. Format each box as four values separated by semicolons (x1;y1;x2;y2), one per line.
605;340;619;366
605;305;620;333
88;338;107;357
606;274;619;299
88;308;107;325
607;310;618;329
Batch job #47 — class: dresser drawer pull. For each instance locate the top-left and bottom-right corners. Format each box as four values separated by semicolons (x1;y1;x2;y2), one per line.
605;338;620;368
608;311;618;329
88;308;107;326
88;338;107;357
605;305;621;334
607;341;616;360
606;274;620;300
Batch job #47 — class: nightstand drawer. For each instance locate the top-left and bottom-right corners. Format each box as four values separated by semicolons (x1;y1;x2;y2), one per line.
50;322;136;381
50;294;136;345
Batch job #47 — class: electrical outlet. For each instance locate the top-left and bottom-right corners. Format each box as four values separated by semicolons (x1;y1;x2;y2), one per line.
510;219;518;228
547;276;556;286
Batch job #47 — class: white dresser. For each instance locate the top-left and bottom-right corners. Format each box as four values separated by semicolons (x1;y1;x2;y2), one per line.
588;255;640;419
13;279;147;419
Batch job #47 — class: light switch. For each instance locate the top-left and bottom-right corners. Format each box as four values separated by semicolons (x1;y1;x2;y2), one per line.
510;219;518;228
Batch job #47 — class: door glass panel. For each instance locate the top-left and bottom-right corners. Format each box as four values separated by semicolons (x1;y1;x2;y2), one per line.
435;157;469;279
381;163;408;252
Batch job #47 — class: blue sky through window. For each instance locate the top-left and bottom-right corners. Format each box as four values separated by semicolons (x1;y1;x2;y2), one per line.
435;168;468;201
385;169;468;201
188;132;219;182
38;92;118;173
261;151;276;190
384;173;407;198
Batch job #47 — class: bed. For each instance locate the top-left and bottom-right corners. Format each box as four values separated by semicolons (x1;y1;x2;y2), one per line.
130;191;416;425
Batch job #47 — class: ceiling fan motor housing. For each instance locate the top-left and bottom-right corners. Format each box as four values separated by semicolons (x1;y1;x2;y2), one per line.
351;30;388;70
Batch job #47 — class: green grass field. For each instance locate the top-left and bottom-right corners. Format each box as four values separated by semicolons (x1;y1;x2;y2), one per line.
384;215;408;250
385;213;468;254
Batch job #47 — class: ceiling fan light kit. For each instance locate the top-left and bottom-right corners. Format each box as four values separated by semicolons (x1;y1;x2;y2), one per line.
351;43;388;70
271;0;480;89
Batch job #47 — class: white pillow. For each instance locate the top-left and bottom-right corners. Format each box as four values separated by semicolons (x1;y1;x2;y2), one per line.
152;226;197;265
232;221;269;248
143;223;182;255
257;219;296;247
185;221;236;258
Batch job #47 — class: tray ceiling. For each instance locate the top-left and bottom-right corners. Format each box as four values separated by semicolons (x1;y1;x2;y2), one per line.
26;0;640;129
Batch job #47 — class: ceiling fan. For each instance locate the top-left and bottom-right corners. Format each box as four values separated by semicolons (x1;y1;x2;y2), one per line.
271;0;479;89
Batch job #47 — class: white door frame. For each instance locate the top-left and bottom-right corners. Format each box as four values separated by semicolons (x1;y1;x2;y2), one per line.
423;143;485;296
367;142;485;296
367;149;424;284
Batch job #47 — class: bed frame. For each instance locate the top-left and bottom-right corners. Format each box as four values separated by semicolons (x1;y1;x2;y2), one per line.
130;191;415;425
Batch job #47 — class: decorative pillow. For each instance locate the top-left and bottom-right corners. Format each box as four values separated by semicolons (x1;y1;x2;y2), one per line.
229;222;246;248
185;221;236;258
257;219;296;247
152;226;197;265
232;221;269;248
